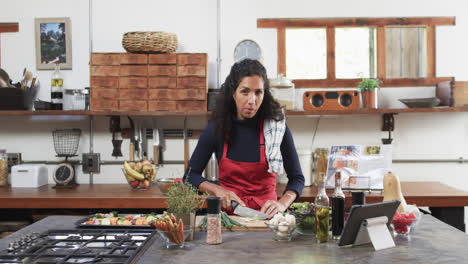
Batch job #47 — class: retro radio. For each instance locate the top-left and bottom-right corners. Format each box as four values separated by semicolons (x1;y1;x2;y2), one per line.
303;90;360;111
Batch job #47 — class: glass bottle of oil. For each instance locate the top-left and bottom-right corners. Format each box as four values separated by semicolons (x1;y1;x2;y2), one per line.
51;62;64;110
315;172;329;242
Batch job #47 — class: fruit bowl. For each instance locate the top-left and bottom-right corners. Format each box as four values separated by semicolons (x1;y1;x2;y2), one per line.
156;178;182;195
391;211;421;235
122;160;158;190
156;228;192;249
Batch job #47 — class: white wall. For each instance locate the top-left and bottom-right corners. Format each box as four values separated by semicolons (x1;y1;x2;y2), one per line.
1;0;468;224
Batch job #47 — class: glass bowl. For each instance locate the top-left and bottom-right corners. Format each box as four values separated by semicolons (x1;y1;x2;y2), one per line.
156;178;182;195
391;213;421;235
156;228;193;249
121;168;155;190
288;204;316;236
265;222;296;242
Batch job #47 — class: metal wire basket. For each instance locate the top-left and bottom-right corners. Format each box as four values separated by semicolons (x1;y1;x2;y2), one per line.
52;129;81;157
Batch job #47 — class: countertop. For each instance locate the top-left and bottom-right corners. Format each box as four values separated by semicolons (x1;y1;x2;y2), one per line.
0;182;467;209
0;215;466;264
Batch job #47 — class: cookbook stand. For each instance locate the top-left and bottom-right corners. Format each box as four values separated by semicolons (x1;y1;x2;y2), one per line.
353;216;395;251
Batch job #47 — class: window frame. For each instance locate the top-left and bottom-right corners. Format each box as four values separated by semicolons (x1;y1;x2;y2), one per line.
257;17;455;88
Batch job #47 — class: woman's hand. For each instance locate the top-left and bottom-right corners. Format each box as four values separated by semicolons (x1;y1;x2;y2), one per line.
260;200;288;218
199;181;245;209
212;186;245;210
261;191;297;218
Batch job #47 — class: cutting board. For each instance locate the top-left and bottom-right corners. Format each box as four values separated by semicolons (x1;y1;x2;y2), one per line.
195;215;269;231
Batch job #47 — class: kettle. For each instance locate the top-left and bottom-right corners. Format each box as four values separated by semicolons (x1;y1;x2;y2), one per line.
204;153;218;184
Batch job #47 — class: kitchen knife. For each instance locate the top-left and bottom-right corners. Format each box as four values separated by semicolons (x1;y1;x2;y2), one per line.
231;201;269;220
152;118;159;165
135;121;141;160
141;127;148;160
127;116;136;162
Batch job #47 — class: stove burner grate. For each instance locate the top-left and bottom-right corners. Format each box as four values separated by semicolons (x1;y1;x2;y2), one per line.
0;229;156;264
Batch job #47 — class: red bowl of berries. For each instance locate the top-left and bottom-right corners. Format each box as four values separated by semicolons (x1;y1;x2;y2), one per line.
391;211;421;235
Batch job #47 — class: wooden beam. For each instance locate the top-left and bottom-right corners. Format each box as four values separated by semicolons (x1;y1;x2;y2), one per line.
277;27;286;76
377;26;386;79
258;17;455;28
426;25;436;79
292;77;454;88
0;23;19;33
326;27;335;81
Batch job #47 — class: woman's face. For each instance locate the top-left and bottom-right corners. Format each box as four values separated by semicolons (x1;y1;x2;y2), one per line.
233;75;265;120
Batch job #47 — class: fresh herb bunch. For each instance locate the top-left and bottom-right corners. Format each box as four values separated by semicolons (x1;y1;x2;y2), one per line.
357;78;382;92
165;178;208;214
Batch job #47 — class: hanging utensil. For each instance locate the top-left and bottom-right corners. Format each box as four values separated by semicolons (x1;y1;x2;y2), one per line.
152;118;160;165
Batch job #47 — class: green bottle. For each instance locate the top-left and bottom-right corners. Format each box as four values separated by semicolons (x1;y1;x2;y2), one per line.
315;172;329;243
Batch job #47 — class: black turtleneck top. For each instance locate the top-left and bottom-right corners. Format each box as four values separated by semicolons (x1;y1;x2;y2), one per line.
183;115;305;197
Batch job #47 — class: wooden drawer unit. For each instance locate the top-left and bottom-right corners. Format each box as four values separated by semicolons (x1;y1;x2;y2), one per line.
177;65;206;77
90;77;119;88
177;54;207;65
90;66;120;77
119;100;147;111
90;52;208;112
120;53;147;65
119;77;148;89
91;53;120;65
119;89;148;100
148;77;177;88
148;100;177;111
90;99;118;111
177;77;207;88
91;88;119;100
120;65;148;76
148;65;177;77
176;100;206;112
149;54;177;64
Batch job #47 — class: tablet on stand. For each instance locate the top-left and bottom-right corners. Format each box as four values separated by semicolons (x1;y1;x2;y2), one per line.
338;200;400;251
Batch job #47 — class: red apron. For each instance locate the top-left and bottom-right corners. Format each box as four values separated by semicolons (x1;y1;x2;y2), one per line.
219;120;277;211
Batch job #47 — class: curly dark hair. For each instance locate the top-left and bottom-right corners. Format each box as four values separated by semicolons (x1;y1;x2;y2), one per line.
211;59;284;140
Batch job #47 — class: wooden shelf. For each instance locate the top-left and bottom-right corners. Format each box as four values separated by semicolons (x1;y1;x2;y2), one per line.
0;107;467;117
0;110;211;117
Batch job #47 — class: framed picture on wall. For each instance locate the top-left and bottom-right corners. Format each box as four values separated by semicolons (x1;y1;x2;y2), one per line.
35;17;72;70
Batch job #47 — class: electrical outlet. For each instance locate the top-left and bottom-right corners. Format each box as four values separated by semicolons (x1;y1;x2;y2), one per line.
7;153;21;173
82;153;100;173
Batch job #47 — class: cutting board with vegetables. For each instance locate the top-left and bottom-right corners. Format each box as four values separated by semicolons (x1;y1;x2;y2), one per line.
195;215;269;231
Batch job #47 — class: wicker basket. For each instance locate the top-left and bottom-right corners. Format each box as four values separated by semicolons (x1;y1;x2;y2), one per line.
122;31;178;53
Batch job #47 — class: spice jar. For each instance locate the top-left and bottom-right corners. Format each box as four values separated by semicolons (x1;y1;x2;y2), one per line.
0;149;8;186
206;197;222;245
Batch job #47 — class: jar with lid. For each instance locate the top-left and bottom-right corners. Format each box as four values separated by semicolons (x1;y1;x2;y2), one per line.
269;74;295;110
0;149;8;186
206;197;222;244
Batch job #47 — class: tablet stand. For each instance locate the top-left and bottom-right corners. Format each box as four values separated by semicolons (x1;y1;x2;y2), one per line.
354;216;395;251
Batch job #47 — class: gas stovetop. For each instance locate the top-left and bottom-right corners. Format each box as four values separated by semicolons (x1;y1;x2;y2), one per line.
0;229;156;264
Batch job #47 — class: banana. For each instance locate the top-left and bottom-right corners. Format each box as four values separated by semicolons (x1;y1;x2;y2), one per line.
125;172;135;182
124;161;145;180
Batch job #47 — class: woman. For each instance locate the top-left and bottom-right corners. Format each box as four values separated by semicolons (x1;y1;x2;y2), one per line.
184;59;304;218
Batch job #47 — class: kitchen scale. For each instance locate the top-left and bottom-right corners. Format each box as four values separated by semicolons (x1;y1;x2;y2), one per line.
52;129;81;188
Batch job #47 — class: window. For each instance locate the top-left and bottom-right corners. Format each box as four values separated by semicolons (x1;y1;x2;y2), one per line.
257;17;455;88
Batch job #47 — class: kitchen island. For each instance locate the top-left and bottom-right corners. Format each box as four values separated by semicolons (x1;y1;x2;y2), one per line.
0;215;466;263
1;181;466;231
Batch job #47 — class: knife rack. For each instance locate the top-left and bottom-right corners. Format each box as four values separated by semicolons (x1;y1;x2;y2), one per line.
121;128;201;139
